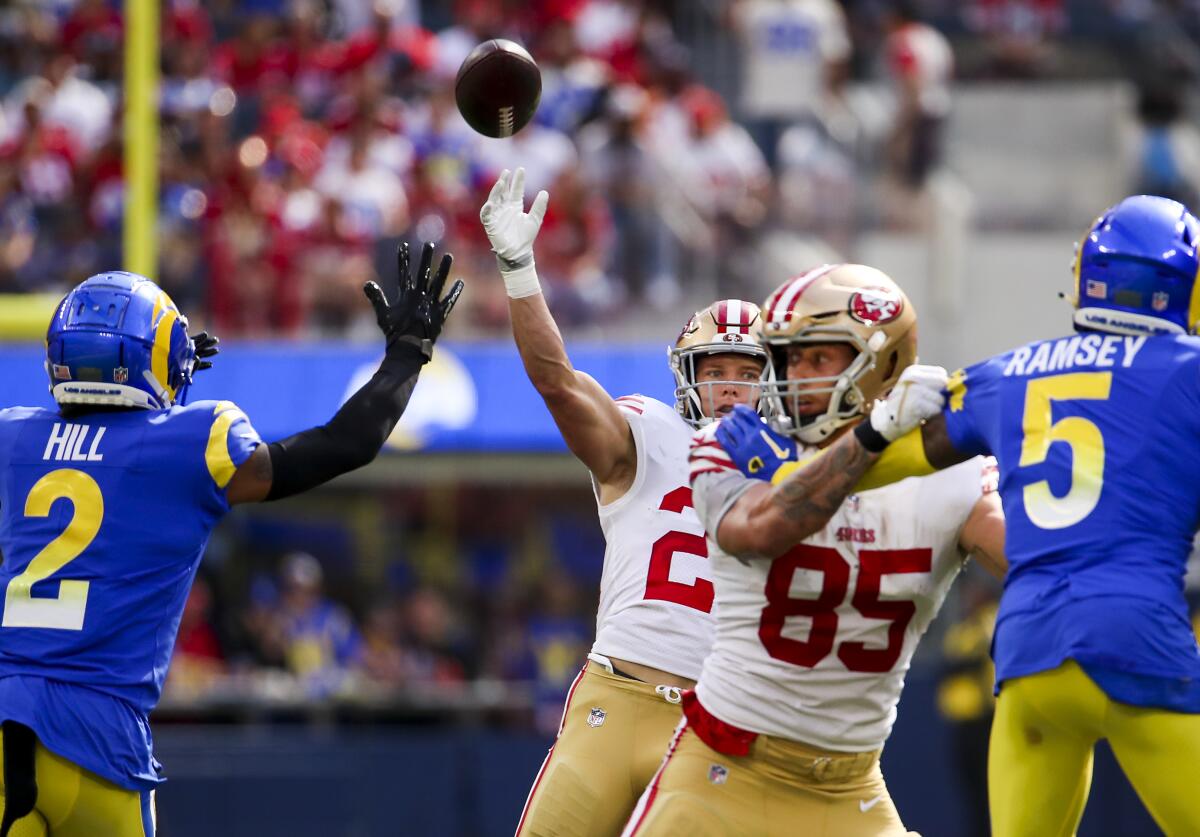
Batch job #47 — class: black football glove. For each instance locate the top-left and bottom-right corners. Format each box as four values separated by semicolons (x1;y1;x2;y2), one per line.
190;331;220;373
363;241;465;363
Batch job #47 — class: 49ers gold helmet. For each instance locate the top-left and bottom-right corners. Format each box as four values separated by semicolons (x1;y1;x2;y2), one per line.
761;264;917;443
670;299;771;427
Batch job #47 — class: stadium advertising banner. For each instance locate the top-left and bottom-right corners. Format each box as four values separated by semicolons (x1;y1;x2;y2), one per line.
0;343;676;452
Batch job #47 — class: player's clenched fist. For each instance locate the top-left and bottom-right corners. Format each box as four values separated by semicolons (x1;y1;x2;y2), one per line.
868;363;948;442
479;167;549;298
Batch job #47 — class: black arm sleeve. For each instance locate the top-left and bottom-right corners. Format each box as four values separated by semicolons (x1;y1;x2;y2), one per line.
265;344;424;501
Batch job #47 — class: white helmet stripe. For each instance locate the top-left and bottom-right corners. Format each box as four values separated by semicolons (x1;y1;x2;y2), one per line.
726;299;743;332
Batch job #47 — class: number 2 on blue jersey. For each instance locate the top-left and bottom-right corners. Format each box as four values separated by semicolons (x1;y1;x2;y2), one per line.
2;469;102;630
1019;372;1112;530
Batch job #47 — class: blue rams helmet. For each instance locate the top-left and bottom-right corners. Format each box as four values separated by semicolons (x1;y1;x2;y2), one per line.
1072;195;1200;336
45;271;196;410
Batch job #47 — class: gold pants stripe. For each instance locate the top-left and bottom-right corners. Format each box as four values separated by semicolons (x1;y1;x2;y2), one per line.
515;662;688;837
516;665;589;834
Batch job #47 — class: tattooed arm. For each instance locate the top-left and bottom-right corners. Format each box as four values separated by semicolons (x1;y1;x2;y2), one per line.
715;428;881;559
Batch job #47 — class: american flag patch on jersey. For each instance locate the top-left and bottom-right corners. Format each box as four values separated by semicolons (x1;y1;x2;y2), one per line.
689;424;737;483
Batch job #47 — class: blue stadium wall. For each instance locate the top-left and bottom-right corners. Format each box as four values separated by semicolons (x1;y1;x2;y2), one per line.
0;341;679;451
149;673;1156;837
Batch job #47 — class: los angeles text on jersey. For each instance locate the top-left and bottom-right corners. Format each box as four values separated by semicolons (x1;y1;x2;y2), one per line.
1002;334;1146;377
43;422;107;462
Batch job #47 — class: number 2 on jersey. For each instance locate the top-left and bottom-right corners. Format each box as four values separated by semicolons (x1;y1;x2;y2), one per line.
1019;371;1111;530
758;545;931;673
2;469;101;631
645;486;714;612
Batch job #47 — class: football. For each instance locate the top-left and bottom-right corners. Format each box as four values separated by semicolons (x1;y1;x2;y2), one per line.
454;39;542;138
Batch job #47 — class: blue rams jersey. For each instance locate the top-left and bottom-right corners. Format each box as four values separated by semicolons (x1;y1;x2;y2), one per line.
0;400;260;789
944;332;1200;711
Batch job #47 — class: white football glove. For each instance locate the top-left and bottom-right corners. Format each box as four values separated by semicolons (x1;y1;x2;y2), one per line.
479;167;549;299
868;364;948;442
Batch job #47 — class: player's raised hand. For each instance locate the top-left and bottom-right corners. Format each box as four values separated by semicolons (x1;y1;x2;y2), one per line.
363;241;465;362
189;331;219;373
868;364;948;442
480;167;548;298
715;404;793;482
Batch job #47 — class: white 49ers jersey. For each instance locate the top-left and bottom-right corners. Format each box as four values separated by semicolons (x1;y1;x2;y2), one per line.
591;395;715;681
689;423;992;751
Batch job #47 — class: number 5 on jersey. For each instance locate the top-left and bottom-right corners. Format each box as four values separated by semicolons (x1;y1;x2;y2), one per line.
1020;371;1111;530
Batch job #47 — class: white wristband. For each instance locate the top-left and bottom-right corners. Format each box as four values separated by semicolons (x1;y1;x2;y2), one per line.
501;260;542;299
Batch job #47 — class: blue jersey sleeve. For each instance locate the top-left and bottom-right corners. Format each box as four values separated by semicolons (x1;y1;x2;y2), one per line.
0;409;17;474
942;357;1005;458
200;400;263;491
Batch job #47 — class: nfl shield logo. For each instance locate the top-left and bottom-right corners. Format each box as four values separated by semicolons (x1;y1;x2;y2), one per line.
708;764;728;785
113;367;129;384
1152;291;1169;312
586;707;606;728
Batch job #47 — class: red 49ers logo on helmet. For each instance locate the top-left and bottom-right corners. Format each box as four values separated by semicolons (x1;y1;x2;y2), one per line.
848;287;904;324
676;314;700;343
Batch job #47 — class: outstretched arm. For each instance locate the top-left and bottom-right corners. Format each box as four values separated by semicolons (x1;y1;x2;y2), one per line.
482;169;636;496
716;428;881;557
853;413;974;492
225;241;464;505
706;365;949;558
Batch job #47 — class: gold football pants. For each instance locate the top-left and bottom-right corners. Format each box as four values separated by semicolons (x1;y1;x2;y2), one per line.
516;661;688;837
989;659;1200;837
0;725;155;837
623;725;915;836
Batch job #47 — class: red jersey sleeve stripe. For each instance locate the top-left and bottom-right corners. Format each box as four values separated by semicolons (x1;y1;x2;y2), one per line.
689;444;733;461
689;455;736;472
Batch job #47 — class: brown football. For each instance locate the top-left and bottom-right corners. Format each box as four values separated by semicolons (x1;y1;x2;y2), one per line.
454;39;541;138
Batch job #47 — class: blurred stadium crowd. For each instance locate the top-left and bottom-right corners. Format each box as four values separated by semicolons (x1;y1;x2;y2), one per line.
5;0;1200;746
5;0;1197;338
166;483;611;735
